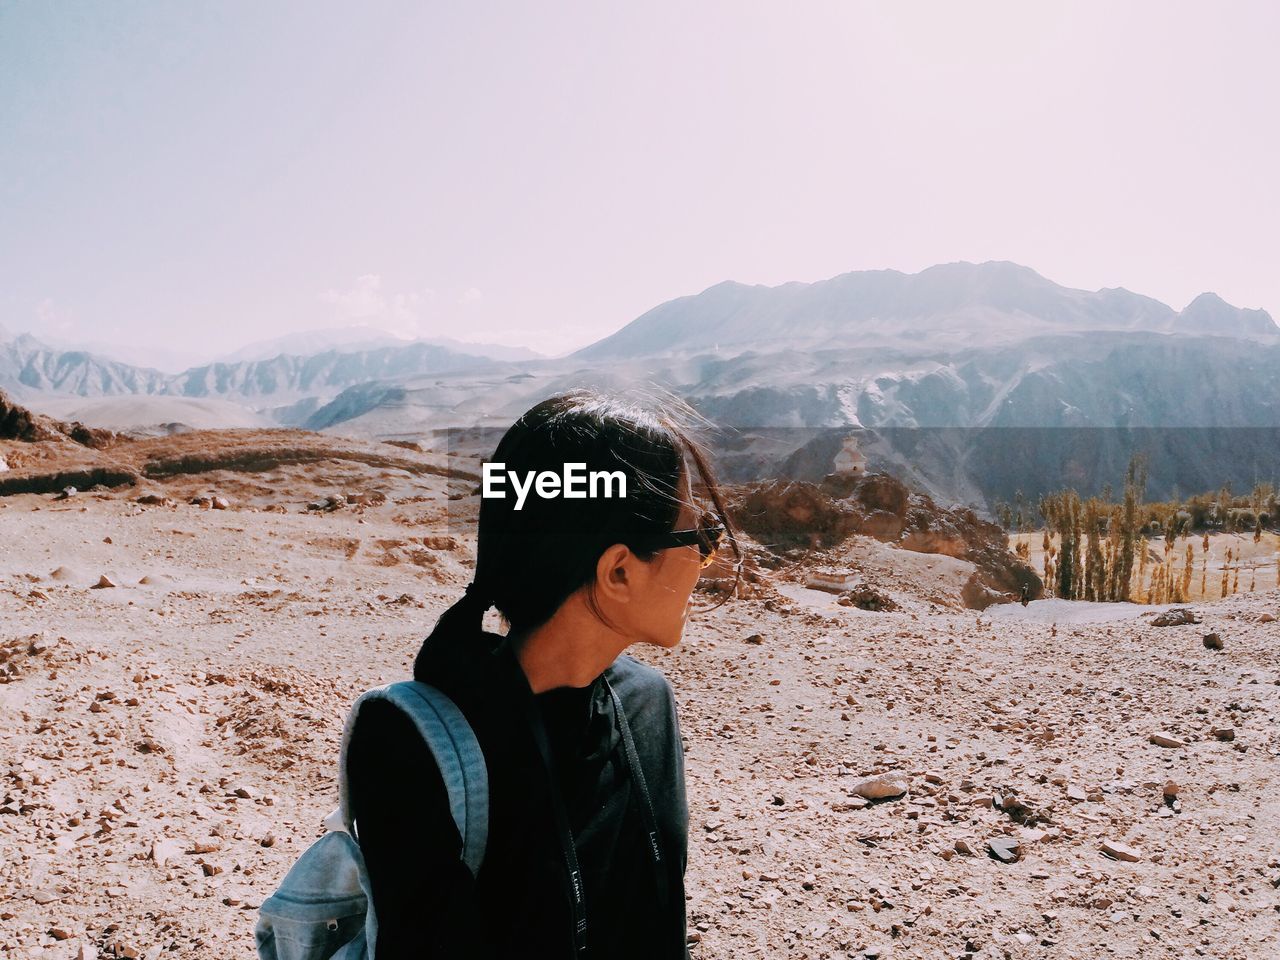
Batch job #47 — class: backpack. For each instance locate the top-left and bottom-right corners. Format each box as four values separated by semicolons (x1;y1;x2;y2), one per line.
255;681;489;960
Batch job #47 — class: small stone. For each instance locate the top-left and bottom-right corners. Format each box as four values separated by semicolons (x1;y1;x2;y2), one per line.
851;774;908;800
190;839;221;854
1149;732;1184;748
1100;839;1143;862
233;785;255;799
1162;780;1179;798
1202;632;1223;650
1258;613;1276;623
835;796;870;811
987;837;1022;863
954;839;977;857
1212;727;1235;742
54;486;77;500
211;496;231;510
1066;784;1088;802
743;633;764;645
91;574;118;589
30;635;54;654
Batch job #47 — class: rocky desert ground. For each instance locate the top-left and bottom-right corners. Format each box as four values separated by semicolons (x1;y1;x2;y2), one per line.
2;409;1278;959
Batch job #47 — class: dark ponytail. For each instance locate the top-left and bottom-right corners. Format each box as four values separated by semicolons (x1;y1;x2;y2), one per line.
413;390;737;682
414;581;493;680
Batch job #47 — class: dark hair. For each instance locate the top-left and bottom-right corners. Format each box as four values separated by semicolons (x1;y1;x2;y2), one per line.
414;391;737;680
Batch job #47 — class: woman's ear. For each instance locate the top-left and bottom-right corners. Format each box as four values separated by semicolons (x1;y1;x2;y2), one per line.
594;543;634;605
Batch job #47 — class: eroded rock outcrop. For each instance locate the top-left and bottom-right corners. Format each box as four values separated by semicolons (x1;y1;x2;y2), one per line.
727;479;863;550
0;388;116;448
735;471;1042;608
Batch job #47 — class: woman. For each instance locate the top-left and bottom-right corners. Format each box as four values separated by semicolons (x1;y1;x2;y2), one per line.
347;391;738;959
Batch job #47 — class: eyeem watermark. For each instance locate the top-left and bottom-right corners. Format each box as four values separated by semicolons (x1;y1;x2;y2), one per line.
482;462;627;510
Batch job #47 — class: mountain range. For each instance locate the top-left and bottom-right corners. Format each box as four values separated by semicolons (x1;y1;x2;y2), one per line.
575;261;1277;359
5;262;1277;507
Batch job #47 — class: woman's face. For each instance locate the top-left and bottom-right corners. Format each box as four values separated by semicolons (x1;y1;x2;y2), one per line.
628;485;706;650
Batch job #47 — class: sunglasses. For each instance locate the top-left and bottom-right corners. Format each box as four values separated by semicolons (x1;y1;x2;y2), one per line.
636;514;727;569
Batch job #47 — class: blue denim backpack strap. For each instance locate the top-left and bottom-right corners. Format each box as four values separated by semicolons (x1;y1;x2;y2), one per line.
338;680;490;879
255;681;488;960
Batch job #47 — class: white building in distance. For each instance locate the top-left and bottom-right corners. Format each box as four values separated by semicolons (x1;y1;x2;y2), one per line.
831;435;867;476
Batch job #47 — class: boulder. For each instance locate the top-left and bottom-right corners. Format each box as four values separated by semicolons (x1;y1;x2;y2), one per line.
1100;839;1143;862
851;774;909;800
1151;608;1200;627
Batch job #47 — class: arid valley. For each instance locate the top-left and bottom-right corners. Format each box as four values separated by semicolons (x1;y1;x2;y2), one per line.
2;410;1278;960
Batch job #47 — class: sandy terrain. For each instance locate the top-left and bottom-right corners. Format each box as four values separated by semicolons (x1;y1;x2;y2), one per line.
19;398;273;436
1;440;1278;959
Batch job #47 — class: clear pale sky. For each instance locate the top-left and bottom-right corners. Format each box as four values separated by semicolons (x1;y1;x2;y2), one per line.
2;1;1277;362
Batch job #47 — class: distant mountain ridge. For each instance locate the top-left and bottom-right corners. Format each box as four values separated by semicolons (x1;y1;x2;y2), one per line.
1;333;170;396
6;262;1273;407
0;332;504;410
217;326;541;364
575;261;1277;359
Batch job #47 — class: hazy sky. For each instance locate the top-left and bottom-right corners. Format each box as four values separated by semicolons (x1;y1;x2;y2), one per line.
2;1;1277;364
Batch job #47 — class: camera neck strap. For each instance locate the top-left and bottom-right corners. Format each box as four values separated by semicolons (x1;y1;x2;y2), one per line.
525;673;667;957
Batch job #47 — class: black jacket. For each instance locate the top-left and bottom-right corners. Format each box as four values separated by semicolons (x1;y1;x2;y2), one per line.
347;633;691;959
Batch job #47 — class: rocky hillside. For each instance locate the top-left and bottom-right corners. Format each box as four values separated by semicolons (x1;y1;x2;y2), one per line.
728;472;1042;609
0;389;115;450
